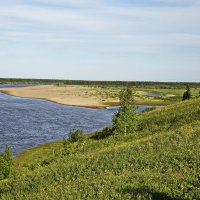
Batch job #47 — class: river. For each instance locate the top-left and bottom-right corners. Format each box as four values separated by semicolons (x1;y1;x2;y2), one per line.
0;91;161;155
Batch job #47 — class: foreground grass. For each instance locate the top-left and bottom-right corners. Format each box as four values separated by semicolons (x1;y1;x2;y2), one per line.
0;98;200;199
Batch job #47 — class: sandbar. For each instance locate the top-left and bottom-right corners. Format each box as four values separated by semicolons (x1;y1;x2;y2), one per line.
0;85;112;109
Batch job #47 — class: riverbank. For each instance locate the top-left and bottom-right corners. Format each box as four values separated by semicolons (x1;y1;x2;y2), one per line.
0;84;179;109
0;85;107;109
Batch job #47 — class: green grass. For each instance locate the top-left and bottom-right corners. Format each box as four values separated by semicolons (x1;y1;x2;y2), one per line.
0;98;200;199
92;85;200;106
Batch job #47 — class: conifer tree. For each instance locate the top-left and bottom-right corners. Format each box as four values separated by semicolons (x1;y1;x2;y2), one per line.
182;85;191;101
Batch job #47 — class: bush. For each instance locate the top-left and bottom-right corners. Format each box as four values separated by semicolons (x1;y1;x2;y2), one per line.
0;146;13;181
62;129;85;156
63;129;85;147
41;157;55;167
68;129;85;143
91;126;114;140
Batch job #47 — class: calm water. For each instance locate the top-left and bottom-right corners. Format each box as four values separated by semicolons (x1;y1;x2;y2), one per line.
0;92;161;155
147;93;162;97
0;84;41;88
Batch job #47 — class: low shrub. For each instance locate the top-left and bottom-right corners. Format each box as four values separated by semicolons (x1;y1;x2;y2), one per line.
91;126;114;140
67;129;85;144
0;146;13;181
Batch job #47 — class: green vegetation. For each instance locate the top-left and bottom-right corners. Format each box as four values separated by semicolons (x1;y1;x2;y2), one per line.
118;87;135;106
0;146;13;181
65;129;85;144
72;84;199;106
63;129;85;155
182;85;191;101
0;97;199;199
113;87;138;135
0;77;200;88
113;105;138;136
1;78;200;106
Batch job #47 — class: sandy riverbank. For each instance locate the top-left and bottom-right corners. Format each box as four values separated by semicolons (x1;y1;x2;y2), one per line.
0;84;171;108
0;85;111;109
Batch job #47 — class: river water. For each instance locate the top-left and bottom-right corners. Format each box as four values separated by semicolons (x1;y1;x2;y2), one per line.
0;92;160;155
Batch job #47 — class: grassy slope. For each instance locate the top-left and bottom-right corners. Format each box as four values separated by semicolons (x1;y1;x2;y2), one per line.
0;98;200;200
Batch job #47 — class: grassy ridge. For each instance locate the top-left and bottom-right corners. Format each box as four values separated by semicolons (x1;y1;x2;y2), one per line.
138;98;200;132
0;98;200;199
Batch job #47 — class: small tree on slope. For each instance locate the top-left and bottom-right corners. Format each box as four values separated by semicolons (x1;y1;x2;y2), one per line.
0;145;13;180
112;87;137;135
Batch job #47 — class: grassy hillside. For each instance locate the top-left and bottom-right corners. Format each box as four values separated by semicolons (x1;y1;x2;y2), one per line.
0;98;200;199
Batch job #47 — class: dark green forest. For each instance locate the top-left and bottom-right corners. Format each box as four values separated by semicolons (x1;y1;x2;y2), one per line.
1;78;200;89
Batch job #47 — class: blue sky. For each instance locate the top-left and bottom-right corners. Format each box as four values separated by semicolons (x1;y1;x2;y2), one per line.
0;0;200;81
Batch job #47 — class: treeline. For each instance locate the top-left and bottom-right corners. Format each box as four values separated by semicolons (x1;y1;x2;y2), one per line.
0;78;200;89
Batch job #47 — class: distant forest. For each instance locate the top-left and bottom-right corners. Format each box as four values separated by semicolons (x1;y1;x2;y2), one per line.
0;78;200;89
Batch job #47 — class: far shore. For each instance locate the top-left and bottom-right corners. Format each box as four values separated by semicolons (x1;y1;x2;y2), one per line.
0;84;169;108
0;85;109;109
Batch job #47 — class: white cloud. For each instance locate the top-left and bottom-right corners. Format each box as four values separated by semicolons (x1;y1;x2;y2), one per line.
1;2;200;35
153;0;200;6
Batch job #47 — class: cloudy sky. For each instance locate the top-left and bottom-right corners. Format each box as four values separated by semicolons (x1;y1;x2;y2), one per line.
0;0;200;81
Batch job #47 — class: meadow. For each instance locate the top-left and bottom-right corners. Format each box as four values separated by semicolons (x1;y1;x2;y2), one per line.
0;97;199;199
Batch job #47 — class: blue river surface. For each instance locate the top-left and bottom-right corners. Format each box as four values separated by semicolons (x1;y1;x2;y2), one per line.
0;84;42;88
0;92;162;155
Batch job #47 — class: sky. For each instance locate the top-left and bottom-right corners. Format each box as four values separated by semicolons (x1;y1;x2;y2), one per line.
0;0;200;82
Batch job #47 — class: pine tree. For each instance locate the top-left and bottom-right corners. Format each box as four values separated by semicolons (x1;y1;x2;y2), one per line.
182;85;191;101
